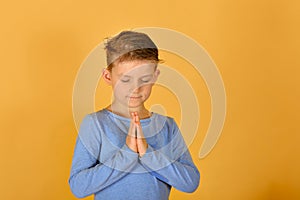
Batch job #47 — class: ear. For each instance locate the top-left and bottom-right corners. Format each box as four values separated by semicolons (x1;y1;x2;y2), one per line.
102;68;112;85
152;69;160;82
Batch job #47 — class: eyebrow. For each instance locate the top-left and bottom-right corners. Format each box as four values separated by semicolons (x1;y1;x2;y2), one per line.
119;74;153;78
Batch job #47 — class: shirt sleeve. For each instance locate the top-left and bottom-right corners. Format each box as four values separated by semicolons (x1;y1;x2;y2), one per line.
139;118;200;193
68;114;138;198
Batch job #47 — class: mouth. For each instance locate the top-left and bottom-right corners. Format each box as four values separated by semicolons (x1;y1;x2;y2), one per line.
127;96;142;100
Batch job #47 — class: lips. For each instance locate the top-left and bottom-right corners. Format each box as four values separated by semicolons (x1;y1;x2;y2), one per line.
128;96;142;99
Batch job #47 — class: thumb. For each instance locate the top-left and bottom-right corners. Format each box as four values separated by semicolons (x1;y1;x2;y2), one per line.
135;122;145;139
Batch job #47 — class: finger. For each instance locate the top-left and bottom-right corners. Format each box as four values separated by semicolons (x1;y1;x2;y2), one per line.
136;123;148;156
133;113;143;137
134;112;140;125
128;112;136;137
135;122;145;139
126;134;137;153
131;112;136;119
132;113;139;138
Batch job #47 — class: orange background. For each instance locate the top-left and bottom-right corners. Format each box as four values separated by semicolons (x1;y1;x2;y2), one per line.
1;0;300;199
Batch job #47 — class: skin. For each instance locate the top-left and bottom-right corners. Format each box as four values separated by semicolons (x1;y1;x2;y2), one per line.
102;60;160;157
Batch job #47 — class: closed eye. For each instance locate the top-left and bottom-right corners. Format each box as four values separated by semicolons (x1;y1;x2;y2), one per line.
120;79;130;83
141;78;152;83
140;75;153;83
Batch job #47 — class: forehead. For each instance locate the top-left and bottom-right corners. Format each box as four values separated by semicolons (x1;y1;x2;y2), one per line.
112;60;156;76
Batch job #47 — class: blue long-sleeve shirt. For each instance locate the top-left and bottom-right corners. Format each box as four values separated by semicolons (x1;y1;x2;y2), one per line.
69;109;200;200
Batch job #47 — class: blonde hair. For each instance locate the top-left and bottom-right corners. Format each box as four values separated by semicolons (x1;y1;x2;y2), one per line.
104;31;162;70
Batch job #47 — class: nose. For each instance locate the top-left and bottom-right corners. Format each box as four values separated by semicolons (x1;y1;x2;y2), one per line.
129;80;142;93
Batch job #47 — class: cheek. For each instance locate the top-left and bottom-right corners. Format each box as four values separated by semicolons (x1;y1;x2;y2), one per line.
114;86;128;97
140;84;153;93
113;81;130;92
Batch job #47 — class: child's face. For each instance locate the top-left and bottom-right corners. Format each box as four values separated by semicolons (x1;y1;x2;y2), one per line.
103;60;159;109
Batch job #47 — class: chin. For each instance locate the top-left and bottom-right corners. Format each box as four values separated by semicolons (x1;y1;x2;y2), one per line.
128;103;142;108
127;101;145;108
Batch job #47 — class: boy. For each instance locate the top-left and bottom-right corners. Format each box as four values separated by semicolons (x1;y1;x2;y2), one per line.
69;30;200;200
